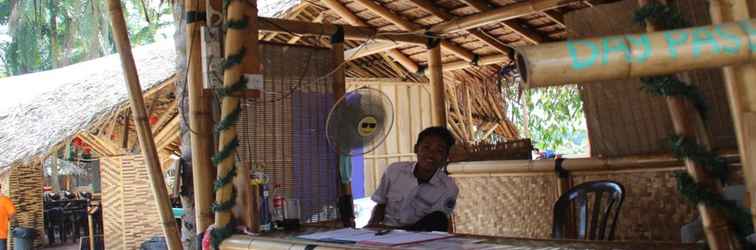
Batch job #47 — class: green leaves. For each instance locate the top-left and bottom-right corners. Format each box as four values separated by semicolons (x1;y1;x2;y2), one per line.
0;0;172;77
504;83;588;155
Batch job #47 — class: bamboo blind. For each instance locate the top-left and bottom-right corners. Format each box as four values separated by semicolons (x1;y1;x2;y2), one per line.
239;43;339;222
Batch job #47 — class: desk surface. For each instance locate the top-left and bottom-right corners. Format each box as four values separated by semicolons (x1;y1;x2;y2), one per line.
220;226;700;250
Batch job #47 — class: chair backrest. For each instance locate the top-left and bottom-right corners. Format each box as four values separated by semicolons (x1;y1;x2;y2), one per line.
552;180;625;241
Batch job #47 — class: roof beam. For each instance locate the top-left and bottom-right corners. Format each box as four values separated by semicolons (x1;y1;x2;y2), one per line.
344;40;403;60
543;10;565;27
320;0;421;73
258;17;426;45
443;54;508;72
457;0;549;44
502;20;546;44
430;0;578;34
406;0;513;56
287;12;326;44
350;0;478;62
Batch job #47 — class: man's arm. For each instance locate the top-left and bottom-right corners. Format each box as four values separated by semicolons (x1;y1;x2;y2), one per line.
367;164;394;227
367;204;386;227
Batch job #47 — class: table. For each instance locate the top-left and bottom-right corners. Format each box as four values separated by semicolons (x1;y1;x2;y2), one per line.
220;226;700;250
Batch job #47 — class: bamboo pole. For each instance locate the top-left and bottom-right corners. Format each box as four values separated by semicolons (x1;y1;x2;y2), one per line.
429;43;446;126
50;156;60;192
106;0;182;249
637;3;735;247
88;206;97;250
214;0;253;234
447;153;741;175
257;17;425;45
429;0;576;34
709;0;756;233
319;0;421;73
349;0;477;62
332;28;355;227
344;40;402;60
235;0;262;232
185;0;215;234
121;111;130;149
515;19;756;87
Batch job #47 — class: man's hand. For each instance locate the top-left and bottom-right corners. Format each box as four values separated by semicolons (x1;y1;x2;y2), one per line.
367;204;386;228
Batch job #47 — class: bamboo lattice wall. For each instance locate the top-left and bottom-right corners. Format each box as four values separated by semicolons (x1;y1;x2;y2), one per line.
100;155;164;249
7;160;45;248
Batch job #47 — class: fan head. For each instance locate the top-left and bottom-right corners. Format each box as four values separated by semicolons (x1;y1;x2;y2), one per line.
326;87;394;156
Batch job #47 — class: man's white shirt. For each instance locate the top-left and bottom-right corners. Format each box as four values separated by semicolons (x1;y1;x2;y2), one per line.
371;161;459;227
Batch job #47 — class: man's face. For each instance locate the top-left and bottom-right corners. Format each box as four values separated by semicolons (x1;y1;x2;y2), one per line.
415;135;449;172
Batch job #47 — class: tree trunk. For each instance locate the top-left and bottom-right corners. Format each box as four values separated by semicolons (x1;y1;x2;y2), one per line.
172;2;197;249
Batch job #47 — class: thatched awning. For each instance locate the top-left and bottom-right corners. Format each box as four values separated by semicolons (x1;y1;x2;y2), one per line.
0;41;176;168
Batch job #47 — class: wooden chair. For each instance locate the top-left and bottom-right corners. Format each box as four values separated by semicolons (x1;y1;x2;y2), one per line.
552;180;625;241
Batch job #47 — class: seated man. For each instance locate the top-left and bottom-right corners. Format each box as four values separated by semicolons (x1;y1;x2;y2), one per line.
367;126;459;232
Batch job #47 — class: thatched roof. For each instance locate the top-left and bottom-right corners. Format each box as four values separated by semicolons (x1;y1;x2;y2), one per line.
0;41;176;167
260;0;301;17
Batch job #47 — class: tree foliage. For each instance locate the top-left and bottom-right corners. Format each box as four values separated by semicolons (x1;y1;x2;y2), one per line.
503;81;588;155
0;0;172;77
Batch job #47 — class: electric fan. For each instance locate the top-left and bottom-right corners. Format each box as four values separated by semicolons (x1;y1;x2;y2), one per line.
326;87;394;156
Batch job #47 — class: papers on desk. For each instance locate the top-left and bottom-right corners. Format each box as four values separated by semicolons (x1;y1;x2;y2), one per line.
296;228;453;246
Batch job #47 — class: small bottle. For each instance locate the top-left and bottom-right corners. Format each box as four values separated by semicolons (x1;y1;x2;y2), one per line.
258;183;272;232
271;184;285;228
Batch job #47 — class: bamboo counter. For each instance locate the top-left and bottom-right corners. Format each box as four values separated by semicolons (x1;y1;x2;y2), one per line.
220;226;699;250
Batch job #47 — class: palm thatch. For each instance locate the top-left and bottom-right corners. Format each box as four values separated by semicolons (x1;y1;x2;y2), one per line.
0;41;176;168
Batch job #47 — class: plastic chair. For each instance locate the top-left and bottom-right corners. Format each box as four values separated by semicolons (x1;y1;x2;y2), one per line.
552;180;625;241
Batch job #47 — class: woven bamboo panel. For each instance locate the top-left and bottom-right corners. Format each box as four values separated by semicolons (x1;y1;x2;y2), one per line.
239;43;339;221
8;160;45;248
100;156;124;249
567;0;737;157
452;169;697;242
452;174;558;238
573;171;697;241
100;155;163;249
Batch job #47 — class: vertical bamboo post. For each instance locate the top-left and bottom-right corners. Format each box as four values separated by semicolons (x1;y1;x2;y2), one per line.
428;41;446;127
106;0;182;249
50;156;61;192
710;0;756;232
88;206;96;250
331;27;355;227
234;0;261;232
214;0;255;234
186;0;215;234
121;111;130;149
637;1;736;249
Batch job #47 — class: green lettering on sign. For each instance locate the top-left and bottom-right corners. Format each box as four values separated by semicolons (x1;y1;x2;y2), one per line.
737;21;756;52
715;25;742;54
664;30;689;59
601;36;631;65
691;27;721;57
626;34;652;63
567;40;599;70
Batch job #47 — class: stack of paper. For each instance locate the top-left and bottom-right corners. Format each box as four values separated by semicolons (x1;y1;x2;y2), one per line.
296;228;454;246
